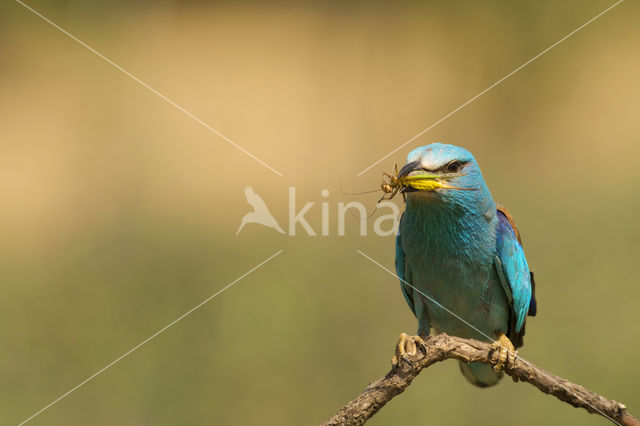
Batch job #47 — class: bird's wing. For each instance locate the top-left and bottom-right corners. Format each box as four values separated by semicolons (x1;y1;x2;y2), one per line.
496;205;522;244
497;204;537;317
494;206;536;346
396;214;416;317
244;186;269;211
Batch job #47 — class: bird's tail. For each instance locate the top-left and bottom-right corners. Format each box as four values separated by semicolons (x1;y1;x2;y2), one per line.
235;217;247;235
458;361;503;387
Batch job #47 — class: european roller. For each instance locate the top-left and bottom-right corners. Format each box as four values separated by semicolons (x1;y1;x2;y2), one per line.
393;143;537;387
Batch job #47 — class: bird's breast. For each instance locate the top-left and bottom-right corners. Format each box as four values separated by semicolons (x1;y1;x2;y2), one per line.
400;205;508;340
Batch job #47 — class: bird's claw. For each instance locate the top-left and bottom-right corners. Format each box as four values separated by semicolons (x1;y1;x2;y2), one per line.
490;333;517;372
392;333;426;367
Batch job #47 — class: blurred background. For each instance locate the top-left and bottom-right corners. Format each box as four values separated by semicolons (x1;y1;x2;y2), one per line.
1;0;639;424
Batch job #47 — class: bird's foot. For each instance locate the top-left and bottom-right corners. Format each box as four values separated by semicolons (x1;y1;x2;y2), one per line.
490;333;517;372
392;333;426;367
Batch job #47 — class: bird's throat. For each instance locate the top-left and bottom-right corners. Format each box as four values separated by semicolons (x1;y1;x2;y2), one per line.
401;198;497;266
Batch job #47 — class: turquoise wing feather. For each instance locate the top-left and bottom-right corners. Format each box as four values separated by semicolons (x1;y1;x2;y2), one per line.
395;221;416;317
495;208;533;335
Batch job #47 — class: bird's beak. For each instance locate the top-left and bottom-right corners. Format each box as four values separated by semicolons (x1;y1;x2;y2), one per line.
397;161;469;192
397;161;425;179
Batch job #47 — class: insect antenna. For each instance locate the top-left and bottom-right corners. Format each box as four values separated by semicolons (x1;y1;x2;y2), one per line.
339;179;382;196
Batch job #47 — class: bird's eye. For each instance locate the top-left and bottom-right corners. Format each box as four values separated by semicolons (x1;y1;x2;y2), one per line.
444;161;465;173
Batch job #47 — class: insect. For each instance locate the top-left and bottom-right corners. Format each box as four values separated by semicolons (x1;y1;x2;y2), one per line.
340;163;477;220
379;163;476;203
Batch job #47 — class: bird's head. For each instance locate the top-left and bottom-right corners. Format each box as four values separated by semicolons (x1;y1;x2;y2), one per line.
399;143;494;213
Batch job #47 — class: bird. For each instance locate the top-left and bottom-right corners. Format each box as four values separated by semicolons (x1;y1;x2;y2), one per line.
393;143;537;387
236;186;285;235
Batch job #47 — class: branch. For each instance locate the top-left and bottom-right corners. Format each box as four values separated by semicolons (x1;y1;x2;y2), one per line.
322;333;637;426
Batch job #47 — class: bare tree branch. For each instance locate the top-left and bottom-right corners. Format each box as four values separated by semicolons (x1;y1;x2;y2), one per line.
322;333;637;426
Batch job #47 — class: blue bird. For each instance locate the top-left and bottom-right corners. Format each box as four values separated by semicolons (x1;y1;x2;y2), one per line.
394;143;537;387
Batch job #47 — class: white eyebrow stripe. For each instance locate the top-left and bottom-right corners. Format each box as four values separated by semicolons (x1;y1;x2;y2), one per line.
408;149;450;170
420;157;448;170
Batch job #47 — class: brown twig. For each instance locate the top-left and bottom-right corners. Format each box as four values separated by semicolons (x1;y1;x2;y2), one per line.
322;333;637;426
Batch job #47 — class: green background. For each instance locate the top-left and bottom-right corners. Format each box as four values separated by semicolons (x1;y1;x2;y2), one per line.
1;1;638;424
